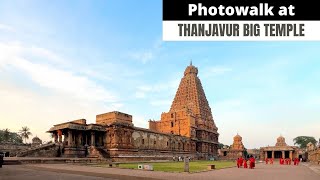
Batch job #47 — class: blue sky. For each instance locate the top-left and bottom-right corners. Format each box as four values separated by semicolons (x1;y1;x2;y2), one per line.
0;0;319;148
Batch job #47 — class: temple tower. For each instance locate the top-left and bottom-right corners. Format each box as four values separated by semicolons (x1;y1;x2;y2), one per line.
149;63;219;156
231;134;244;150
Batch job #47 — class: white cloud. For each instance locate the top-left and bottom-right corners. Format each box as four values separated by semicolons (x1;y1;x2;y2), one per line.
150;99;171;107
110;103;124;110
136;78;180;94
132;114;150;129
0;23;15;32
0;41;117;103
29;46;68;66
128;38;164;64
202;66;232;78
0;41;122;143
0;82;111;143
135;91;146;99
130;51;154;64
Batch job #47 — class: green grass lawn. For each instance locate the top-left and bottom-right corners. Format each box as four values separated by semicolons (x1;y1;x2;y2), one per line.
116;160;235;173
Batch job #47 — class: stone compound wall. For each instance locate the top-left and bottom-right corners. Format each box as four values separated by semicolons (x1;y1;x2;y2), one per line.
308;148;320;163
105;125;197;161
131;128;194;152
0;143;30;156
219;150;244;160
16;143;59;157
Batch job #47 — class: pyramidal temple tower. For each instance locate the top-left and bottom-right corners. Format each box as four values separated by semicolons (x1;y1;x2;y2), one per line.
149;63;219;156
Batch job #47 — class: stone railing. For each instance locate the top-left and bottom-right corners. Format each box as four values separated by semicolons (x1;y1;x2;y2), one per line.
15;143;58;157
88;146;110;159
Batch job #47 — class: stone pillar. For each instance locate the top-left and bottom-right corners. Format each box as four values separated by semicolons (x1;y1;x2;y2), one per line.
289;151;293;159
58;134;62;143
68;130;72;146
78;133;82;146
184;157;190;172
265;151;268;159
91;132;95;146
272;151;274;159
282;151;285;158
85;134;88;145
54;133;58;143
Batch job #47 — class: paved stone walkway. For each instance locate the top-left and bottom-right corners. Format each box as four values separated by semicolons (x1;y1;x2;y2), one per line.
302;163;320;176
0;165;115;180
1;162;319;180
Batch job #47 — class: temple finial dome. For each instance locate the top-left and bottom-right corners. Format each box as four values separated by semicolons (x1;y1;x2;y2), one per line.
234;134;242;141
184;62;198;76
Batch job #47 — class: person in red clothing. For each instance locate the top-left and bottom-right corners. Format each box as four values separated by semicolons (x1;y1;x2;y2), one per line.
239;157;243;168
249;155;255;169
237;158;240;168
294;158;297;165
243;159;248;168
265;158;269;164
270;158;274;165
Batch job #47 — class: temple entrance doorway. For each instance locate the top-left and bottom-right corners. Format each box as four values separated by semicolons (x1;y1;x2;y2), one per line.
274;151;282;158
267;151;272;158
285;151;289;158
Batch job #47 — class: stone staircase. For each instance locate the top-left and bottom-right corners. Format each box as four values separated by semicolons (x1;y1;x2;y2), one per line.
88;146;110;159
15;143;59;157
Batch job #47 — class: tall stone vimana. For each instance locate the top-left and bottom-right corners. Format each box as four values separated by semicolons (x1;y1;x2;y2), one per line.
149;62;219;153
44;63;219;161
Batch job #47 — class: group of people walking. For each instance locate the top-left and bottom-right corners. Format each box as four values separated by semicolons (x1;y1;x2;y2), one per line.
265;157;300;165
237;156;301;169
236;155;256;169
265;158;274;164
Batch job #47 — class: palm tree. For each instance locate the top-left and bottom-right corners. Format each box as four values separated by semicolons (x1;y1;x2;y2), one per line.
19;126;32;144
3;128;10;142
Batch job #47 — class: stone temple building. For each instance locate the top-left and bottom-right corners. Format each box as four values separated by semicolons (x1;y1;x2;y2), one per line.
31;136;42;147
47;63;219;161
219;134;245;160
260;136;299;160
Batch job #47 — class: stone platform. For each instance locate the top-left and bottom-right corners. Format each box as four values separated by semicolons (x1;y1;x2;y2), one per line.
3;157;110;165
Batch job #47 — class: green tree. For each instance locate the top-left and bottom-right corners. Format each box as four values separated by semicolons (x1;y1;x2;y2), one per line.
10;132;23;143
243;148;248;158
19;126;32;144
218;143;224;149
293;136;317;149
0;129;23;143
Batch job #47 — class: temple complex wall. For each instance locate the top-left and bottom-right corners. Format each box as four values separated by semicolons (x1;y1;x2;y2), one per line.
308;149;320;163
106;126;199;162
131;128;195;152
0;143;30;156
132;129;171;150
